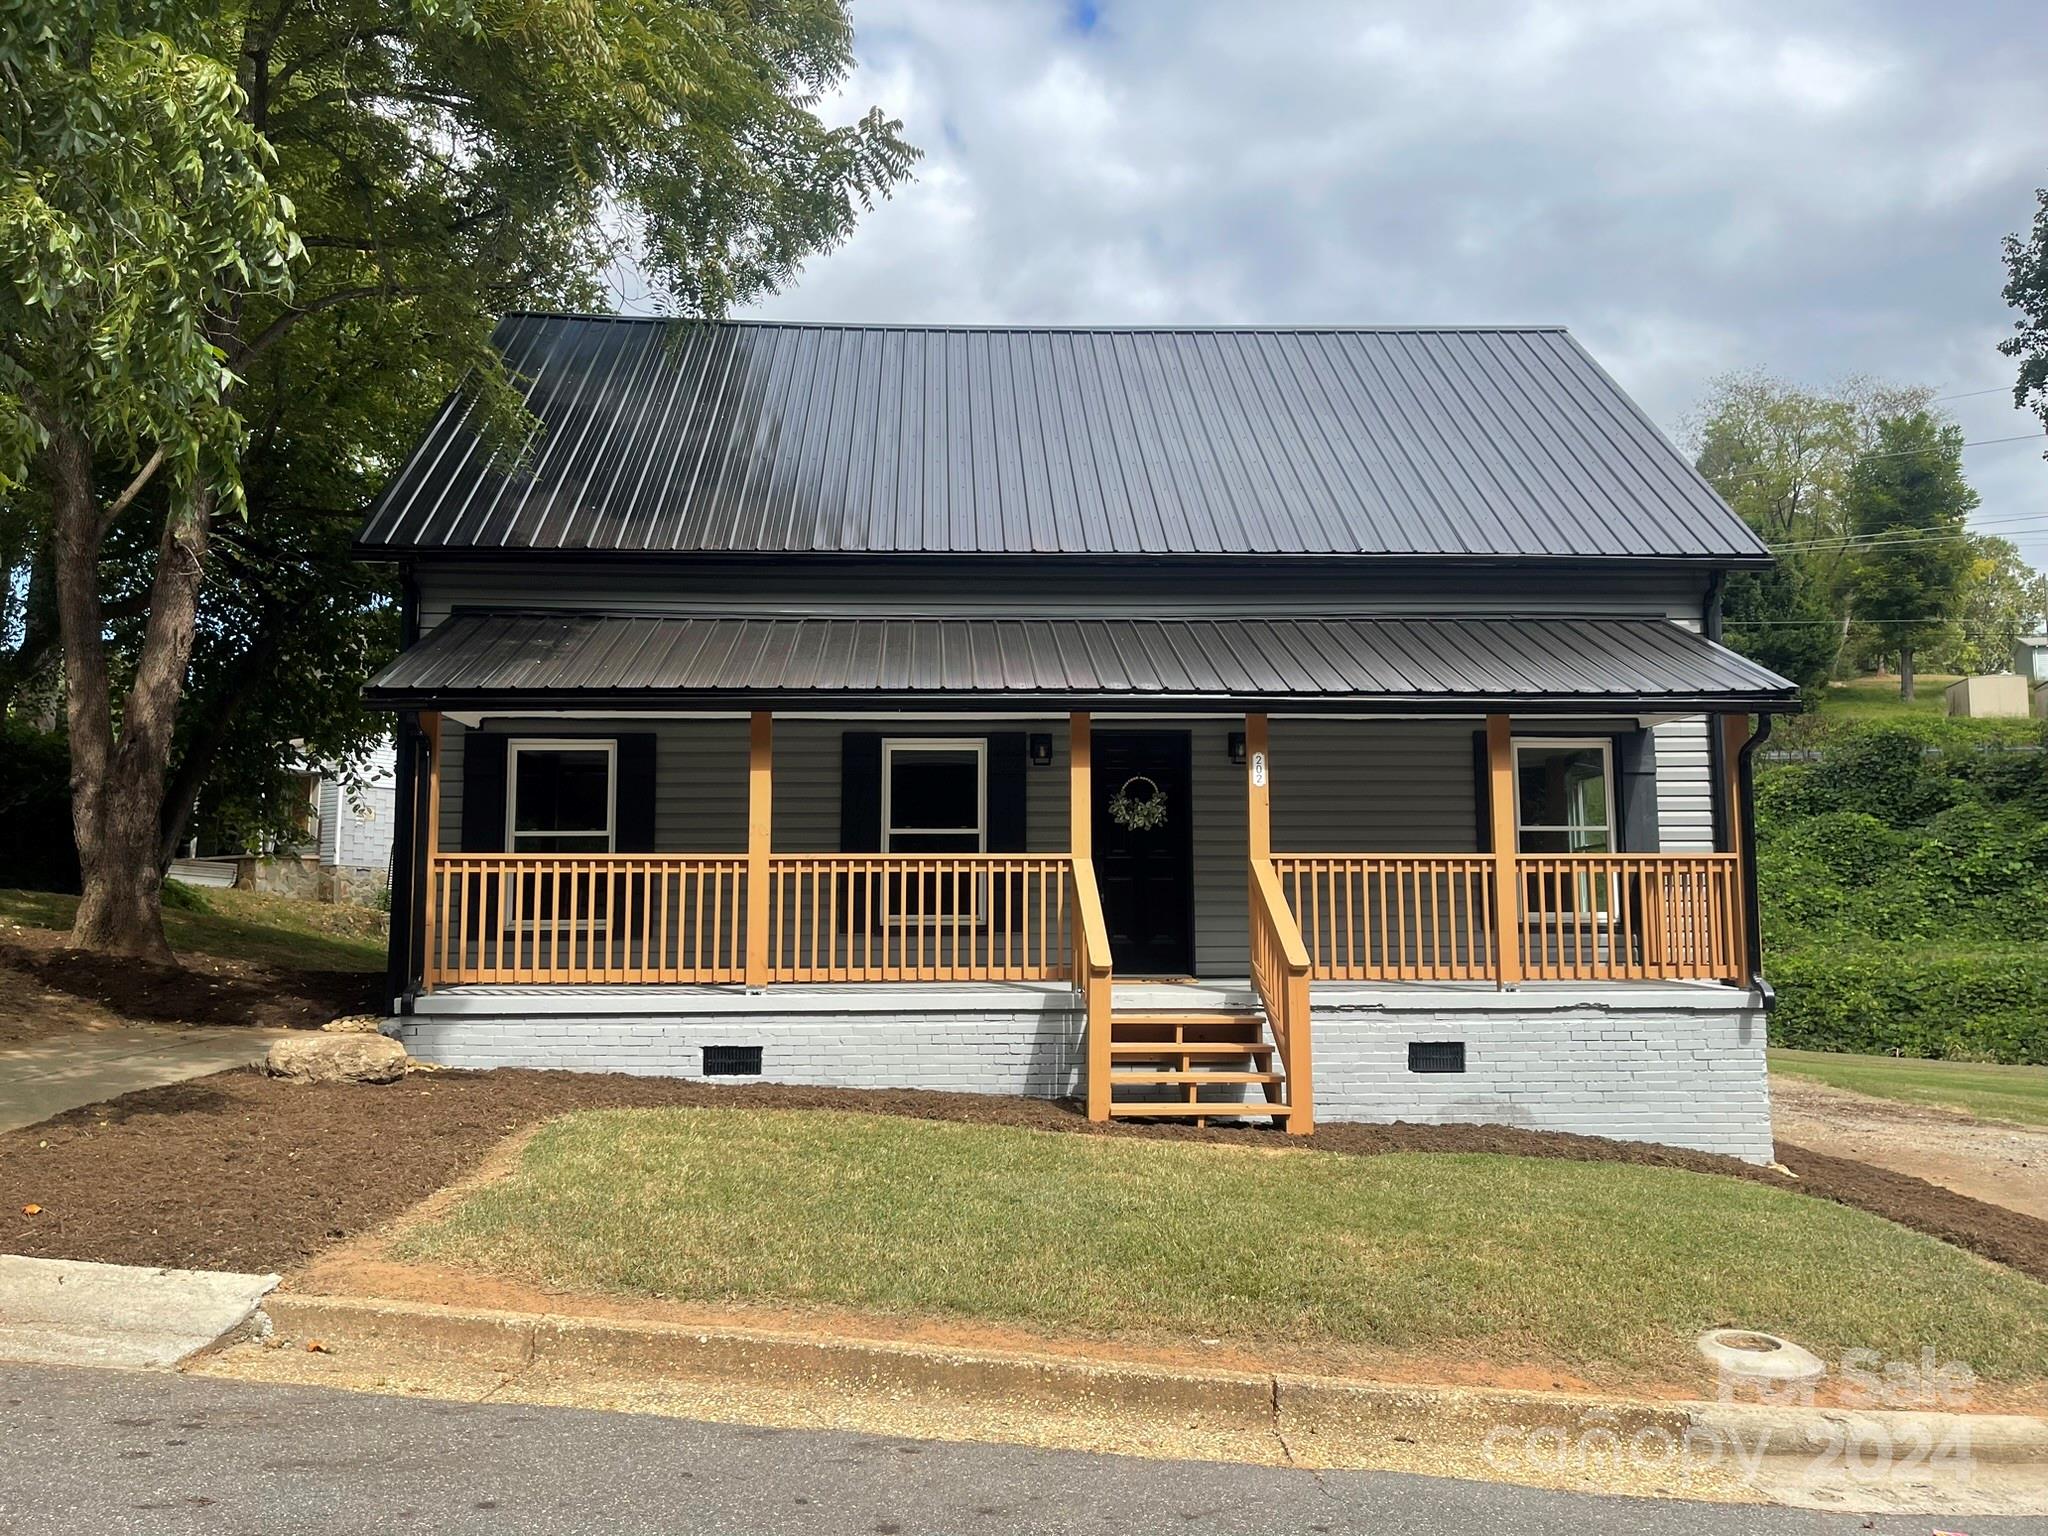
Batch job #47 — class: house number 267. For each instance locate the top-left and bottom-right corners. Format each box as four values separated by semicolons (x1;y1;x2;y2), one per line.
1250;751;1267;787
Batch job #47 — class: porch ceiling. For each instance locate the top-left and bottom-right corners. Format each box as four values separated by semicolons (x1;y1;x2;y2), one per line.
366;611;1798;713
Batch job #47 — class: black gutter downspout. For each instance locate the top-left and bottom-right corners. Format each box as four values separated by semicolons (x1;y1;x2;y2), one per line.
382;566;423;1015
1737;710;1774;1009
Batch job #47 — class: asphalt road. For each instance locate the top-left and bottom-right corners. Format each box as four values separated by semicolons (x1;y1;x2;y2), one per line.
1;1364;2041;1536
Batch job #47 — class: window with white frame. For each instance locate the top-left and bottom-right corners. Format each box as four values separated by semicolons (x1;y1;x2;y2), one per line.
1513;739;1614;855
882;739;986;854
881;739;986;926
505;739;616;854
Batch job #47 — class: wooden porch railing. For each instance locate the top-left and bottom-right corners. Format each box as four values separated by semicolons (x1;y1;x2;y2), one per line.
424;853;748;986
1272;852;1743;984
1071;857;1114;1122
1247;857;1314;1133
765;854;1076;983
1516;853;1741;982
1272;854;1497;981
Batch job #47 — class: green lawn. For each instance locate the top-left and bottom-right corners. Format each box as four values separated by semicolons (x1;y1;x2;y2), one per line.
1771;1048;2048;1128
399;1107;2048;1389
0;887;385;972
1814;675;1957;719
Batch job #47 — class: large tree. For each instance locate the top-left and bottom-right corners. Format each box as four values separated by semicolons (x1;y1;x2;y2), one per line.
2;0;915;958
1938;534;2048;676
1;5;303;956
1687;371;1931;694
2003;186;2048;435
1847;413;1979;700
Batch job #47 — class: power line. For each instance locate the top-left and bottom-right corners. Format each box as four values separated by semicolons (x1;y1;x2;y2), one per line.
1706;428;2047;491
1769;512;2048;555
1930;385;2023;405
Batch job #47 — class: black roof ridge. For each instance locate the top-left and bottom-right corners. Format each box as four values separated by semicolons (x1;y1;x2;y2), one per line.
493;310;1575;336
437;608;1707;624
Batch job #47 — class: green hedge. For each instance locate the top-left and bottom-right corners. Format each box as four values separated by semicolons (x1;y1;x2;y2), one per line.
1768;944;2048;1064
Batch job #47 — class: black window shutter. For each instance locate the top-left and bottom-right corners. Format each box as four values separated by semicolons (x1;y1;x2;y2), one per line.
987;733;1028;932
1615;728;1661;853
1472;730;1497;850
839;733;882;933
615;734;658;852
986;733;1028;851
461;733;508;853
840;733;883;851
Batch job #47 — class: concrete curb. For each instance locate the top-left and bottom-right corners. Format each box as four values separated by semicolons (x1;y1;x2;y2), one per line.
259;1293;2048;1465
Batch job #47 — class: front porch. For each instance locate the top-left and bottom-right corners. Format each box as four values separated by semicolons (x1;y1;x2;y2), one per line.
395;706;1764;1143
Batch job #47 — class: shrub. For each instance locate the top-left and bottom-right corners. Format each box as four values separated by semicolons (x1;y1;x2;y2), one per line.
159;880;210;913
1769;945;2048;1065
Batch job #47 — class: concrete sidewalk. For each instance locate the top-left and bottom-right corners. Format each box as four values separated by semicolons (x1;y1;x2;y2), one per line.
0;1256;278;1368
0;1026;287;1133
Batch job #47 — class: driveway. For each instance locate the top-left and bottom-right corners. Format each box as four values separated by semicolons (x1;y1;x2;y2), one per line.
0;1027;286;1134
1773;1076;2048;1221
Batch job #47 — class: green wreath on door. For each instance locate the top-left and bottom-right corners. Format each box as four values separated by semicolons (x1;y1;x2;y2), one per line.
1106;774;1168;832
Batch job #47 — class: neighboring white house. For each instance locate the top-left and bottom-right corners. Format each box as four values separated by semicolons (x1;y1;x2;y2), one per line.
169;740;397;904
313;741;398;902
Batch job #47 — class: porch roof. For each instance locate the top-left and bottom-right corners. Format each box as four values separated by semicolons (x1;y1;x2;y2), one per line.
366;611;1798;713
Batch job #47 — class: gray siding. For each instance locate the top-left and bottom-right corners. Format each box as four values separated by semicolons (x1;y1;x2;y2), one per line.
414;559;1713;629
1653;716;1716;852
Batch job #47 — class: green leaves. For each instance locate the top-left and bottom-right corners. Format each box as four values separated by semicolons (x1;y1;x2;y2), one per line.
0;4;301;508
1760;721;2048;1064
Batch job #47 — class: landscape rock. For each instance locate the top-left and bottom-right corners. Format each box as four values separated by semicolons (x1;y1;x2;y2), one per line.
265;1034;409;1085
321;1014;386;1034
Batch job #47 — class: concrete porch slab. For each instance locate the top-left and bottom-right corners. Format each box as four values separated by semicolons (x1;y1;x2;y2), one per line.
0;1256;278;1370
405;977;1760;1018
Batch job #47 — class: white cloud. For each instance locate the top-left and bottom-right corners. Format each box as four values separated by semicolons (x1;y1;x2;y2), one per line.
735;0;2048;562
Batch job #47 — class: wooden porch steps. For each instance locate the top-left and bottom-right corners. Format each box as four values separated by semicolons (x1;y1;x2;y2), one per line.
1110;1040;1274;1059
1104;1008;1292;1126
1101;1101;1293;1119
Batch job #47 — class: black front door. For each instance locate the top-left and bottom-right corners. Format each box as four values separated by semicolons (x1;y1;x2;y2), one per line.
1093;731;1195;976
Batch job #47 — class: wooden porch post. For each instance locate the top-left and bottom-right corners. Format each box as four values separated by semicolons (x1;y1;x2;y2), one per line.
1720;711;1753;983
1071;711;1112;1122
1245;713;1270;861
1069;710;1092;859
746;711;773;989
419;711;443;993
1485;714;1522;987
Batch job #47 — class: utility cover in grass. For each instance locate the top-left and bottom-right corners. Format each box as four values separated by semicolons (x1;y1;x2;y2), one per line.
396;1107;2048;1391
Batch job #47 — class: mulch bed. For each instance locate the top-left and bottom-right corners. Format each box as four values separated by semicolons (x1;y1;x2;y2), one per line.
0;930;376;1042
4;1068;2046;1284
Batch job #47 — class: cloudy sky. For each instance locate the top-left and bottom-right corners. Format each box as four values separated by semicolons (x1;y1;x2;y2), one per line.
715;0;2048;563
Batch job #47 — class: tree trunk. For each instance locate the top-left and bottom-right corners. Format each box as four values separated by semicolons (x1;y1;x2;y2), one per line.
1900;645;1916;701
48;421;219;961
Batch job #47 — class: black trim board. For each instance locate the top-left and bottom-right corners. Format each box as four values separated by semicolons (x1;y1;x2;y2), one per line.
368;689;1802;715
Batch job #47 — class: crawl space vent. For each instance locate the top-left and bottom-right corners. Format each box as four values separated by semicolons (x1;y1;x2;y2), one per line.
702;1045;763;1077
1408;1041;1466;1074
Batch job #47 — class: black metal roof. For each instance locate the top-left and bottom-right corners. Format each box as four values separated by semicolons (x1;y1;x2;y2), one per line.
365;612;1797;712
355;315;1770;563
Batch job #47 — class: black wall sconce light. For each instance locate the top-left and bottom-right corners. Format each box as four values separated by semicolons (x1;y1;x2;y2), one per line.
1028;733;1053;767
1227;730;1247;765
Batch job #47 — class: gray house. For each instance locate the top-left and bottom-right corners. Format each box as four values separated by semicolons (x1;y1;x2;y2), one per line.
359;315;1797;1160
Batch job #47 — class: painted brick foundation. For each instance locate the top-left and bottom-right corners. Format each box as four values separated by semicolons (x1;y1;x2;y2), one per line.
394;985;1772;1162
1309;993;1773;1161
396;1007;1087;1099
